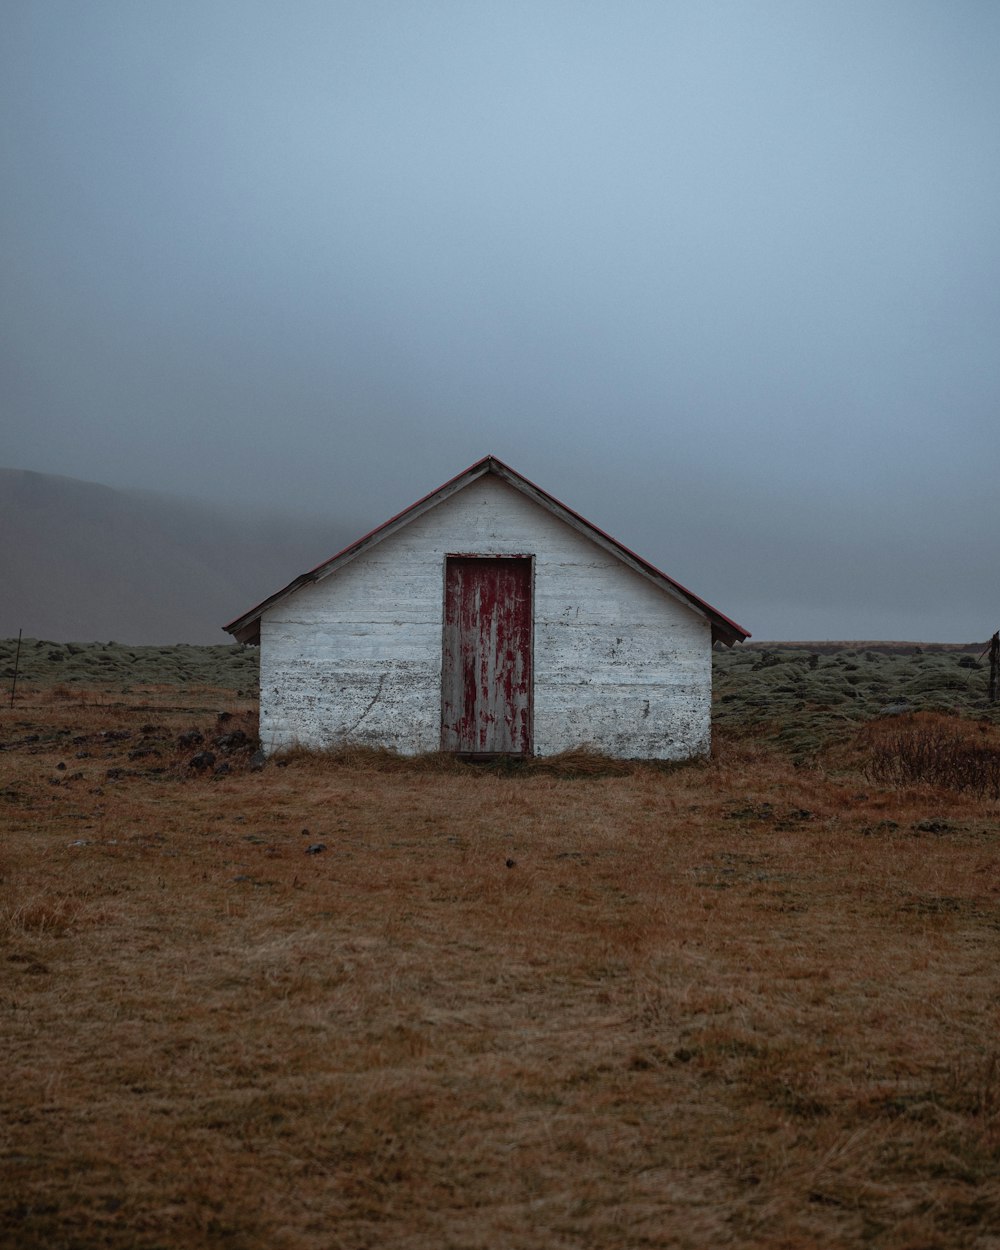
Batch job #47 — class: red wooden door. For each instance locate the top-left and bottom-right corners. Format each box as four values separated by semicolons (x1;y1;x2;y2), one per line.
441;557;532;755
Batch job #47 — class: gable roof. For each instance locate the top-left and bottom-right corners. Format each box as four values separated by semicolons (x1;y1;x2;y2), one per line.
223;455;750;647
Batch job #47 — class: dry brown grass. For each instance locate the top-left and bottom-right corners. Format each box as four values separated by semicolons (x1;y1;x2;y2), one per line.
861;712;1000;798
2;685;999;1248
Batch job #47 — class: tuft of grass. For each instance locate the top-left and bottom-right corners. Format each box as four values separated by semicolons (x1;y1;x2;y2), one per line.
1;894;83;936
270;743;644;778
522;747;639;777
270;742;468;773
862;712;1000;797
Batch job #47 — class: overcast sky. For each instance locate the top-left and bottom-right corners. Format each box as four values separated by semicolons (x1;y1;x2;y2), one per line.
3;2;999;640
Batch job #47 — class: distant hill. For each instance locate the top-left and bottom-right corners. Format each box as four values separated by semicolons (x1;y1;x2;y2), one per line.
0;468;359;644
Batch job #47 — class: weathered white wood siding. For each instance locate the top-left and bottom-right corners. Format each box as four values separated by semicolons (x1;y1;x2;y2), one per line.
259;476;712;758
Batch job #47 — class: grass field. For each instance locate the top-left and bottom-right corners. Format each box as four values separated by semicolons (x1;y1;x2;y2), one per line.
2;641;999;1248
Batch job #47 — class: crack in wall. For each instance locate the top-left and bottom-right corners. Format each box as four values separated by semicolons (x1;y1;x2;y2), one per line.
342;671;387;737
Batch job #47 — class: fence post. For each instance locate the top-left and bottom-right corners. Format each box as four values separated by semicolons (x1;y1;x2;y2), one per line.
9;628;22;709
990;631;999;705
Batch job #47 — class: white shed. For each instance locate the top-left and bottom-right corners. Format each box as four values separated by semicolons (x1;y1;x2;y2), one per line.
224;456;749;759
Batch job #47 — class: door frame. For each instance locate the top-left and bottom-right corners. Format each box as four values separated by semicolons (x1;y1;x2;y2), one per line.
439;553;535;757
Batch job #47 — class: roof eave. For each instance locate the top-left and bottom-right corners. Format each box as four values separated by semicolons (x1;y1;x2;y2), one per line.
223;571;318;645
712;622;749;648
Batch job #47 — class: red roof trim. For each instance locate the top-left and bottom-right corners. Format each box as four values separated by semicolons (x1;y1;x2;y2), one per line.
224;455;750;646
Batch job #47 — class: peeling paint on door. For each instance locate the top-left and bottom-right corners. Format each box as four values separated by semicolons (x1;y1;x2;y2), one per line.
441;556;532;754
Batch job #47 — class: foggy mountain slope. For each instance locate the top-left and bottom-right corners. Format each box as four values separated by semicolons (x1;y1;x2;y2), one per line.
0;468;358;644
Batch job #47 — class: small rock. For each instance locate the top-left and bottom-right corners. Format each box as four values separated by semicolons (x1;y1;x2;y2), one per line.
214;761;231;775
306;843;327;855
505;857;517;869
178;730;204;748
215;730;249;753
189;751;216;771
249;750;266;772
